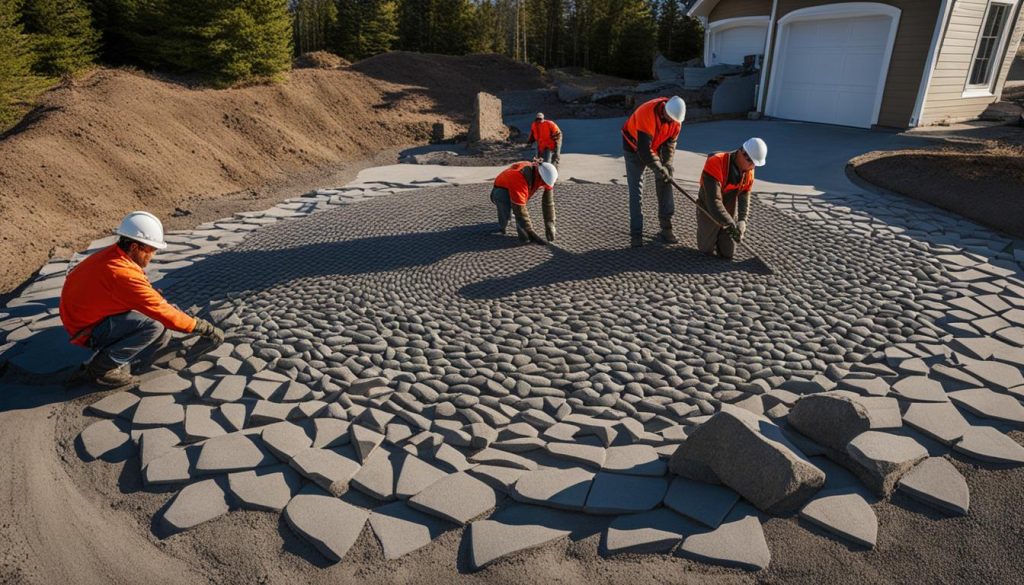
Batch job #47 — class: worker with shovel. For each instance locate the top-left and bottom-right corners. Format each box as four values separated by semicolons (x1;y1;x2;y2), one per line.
696;138;767;260
526;113;563;167
622;96;686;247
490;160;559;245
60;211;224;388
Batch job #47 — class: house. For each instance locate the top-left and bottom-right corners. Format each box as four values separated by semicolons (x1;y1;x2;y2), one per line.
687;0;1024;128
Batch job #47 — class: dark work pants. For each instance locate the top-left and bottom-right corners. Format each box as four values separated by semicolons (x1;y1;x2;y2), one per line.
624;150;675;238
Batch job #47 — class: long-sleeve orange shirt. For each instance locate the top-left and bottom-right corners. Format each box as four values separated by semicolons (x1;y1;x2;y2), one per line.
59;244;196;346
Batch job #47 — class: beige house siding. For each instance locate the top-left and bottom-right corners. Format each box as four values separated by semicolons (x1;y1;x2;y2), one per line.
920;0;1024;125
760;1;939;128
709;0;772;21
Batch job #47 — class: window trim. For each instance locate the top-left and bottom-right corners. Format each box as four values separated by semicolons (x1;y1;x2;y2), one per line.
962;0;1018;97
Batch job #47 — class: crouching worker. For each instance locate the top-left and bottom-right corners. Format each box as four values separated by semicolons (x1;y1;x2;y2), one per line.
60;211;224;388
527;113;563;166
490;161;559;245
696;138;767;259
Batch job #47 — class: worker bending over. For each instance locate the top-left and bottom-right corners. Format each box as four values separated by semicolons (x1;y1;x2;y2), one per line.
526;113;562;167
696;137;767;260
622;96;686;247
490;161;559;245
60;211;224;387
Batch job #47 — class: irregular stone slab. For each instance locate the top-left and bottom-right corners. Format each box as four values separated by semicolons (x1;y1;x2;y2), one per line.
161;478;230;533
184;404;227;442
86;391;140;419
948;388;1024;424
468;464;528;494
585;473;669;515
289;447;361;496
246;379;283;400
133;395;185;426
137;371;192;395
395;454;448;499
432;443;472;472
313;418;351;448
280;381;313;402
788;392;872;452
799;489;877;548
219;403;247;432
352;424;385;463
511;467;594;511
196;433;276;474
902;402;970;445
250;400;298;424
846;431;928;495
663;476;739;529
145;445;197;485
139;427;181;469
958;356;1024;391
284;485;369;562
228;464;303;512
351;448;398;501
838;377;890;397
856;396;902;429
468;504;589;571
262;421;313;461
891;377;948;403
546;442;606;468
953;426;1024;464
409;471;498;525
678;504;770;571
669;406;824;513
79;419;130;460
468;447;538;470
603;445;667;476
603;508;692;555
898;457;969;515
369;501;453;560
207;375;246;403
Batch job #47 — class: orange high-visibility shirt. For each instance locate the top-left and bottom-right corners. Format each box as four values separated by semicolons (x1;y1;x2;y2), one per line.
700;151;754;193
530;120;562;152
59;244;196;346
622;97;681;155
494;161;552;206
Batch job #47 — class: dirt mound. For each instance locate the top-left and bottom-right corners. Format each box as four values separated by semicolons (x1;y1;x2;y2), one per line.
294;51;350;69
0;53;540;295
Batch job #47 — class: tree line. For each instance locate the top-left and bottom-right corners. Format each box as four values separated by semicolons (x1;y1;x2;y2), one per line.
1;0;702;127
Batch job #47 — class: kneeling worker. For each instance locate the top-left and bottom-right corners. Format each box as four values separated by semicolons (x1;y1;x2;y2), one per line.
527;113;563;166
490;161;558;245
60;211;224;387
696;137;767;259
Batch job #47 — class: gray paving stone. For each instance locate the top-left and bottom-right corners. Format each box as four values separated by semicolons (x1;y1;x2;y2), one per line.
250;400;298;424
137;371;192;395
408;471;498;525
584;472;669;515
161;478;229;533
369;501;453;560
602;445;667;476
352;424;385;463
663;476;740;529
678;504;770;571
284;485;369;562
902;402;970;445
897;457;969;515
261;421;313;460
468;464;528;494
196;433;276;474
138;427;181;469
208;375;246;403
228;464;304;512
351;448;399;500
289;447;361;496
86;391;140;419
468;448;538;470
603;508;693;555
541;422;579;442
958;356;1024;390
432;443;472;472
891;376;948;403
281;381;313;402
948;388;1024;424
468;504;586;571
953;426;1024;464
246;379;283;400
546;442;606;468
511;467;594;511
144;445;196;485
184;405;227;442
79;419;130;460
799;489;877;548
133;395;185;426
313;418;351;448
395;454;448;499
847;431;928;495
219;403;247;432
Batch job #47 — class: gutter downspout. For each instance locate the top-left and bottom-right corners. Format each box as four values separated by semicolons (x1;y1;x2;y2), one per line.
756;0;779;113
910;0;955;127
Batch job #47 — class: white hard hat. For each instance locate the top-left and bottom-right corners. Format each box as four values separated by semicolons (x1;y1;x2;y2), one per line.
115;211;167;249
538;162;558;186
742;137;767;167
665;96;686;122
536;112;545;120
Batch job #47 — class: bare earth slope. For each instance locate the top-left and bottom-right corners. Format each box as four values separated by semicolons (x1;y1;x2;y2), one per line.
0;53;544;295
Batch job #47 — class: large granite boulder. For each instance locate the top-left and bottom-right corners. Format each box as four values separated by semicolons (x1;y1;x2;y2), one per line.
669;406;825;514
788;392;873;452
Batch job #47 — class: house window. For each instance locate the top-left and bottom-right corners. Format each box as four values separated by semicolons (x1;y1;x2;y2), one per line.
968;2;1012;88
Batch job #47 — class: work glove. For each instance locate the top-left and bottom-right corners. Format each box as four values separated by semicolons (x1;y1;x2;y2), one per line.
545;222;556;242
737;220;747;242
192;317;225;346
725;222;742;243
654;164;672;183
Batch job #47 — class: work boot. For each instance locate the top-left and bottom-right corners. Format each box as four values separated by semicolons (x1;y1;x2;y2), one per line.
630;234;644;248
69;361;137;389
659;218;678;244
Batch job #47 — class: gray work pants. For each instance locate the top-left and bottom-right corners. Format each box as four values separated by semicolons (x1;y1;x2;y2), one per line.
88;311;166;370
696;206;736;259
624;150;675;238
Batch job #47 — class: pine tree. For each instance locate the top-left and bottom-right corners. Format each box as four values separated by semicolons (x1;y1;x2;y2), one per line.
1;0;49;128
204;0;293;84
294;0;338;55
336;0;397;60
22;0;100;76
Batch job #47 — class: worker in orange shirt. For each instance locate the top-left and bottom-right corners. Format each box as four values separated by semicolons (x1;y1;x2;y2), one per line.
622;96;686;247
490;161;559;244
526;113;563;166
696;138;768;259
60;211;224;387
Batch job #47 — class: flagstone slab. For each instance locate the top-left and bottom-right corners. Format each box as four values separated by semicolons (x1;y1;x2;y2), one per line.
284;485;369;563
468;464;528;494
228;464;304;512
953;426;1024;464
79;419;131;460
511;467;594;511
897;457;969;515
678;504;770;571
196;433;276;474
351;448;399;501
313;418;351;448
352;424;385;463
799;489;877;548
408;471;498;525
395;454;448;499
584;473;669;515
468;504;588;571
289;447;361;496
208;375;246;403
86;391;140;419
469;448;538;470
603;445;667;476
369;501;453;560
948;388;1024;425
891;377;948;403
958;356;1024;390
133;395;185;426
161;478;230;533
847;431;928;495
137;371;192;395
663;476;740;529
139;427;182;469
603;508;693;555
184;405;227;442
903;402;971;445
261;421;313;461
546;442;606;468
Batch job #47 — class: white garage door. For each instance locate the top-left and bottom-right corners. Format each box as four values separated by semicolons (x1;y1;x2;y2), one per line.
711;25;768;65
770;15;894;128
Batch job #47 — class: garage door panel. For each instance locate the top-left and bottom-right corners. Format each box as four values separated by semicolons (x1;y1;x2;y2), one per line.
842;51;886;84
712;25;768;65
